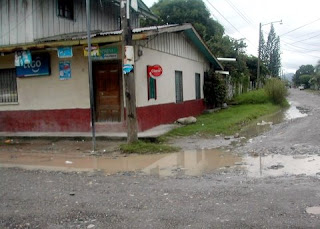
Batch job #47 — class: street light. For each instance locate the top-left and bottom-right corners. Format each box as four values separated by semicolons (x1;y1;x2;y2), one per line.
257;20;282;88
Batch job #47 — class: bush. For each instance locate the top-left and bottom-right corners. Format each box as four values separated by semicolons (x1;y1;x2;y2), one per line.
264;78;288;106
204;70;227;108
234;89;269;104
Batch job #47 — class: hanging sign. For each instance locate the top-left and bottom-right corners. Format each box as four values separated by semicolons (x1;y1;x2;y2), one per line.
15;50;32;67
16;53;50;77
147;65;163;78
57;46;73;58
59;61;72;80
83;45;100;57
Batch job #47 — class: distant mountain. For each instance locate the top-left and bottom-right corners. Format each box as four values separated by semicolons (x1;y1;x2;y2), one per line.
283;73;294;81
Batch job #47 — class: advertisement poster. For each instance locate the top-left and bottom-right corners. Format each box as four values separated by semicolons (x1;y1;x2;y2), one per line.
83;45;100;57
57;46;73;58
59;61;71;80
16;53;50;77
15;50;32;67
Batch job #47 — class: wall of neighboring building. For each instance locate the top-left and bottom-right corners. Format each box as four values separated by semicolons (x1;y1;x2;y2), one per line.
134;32;210;131
0;0;139;46
0;47;91;132
0;0;34;45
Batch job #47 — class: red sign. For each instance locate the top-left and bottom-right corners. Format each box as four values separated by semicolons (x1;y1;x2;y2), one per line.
147;65;163;78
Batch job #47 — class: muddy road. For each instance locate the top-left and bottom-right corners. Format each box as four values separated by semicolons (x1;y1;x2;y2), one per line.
1;89;320;228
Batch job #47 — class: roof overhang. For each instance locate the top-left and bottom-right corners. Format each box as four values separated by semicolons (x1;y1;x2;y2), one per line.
0;24;223;70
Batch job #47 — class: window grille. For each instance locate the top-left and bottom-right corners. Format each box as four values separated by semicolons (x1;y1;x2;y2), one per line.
175;71;183;103
0;69;18;103
195;73;201;99
57;0;74;20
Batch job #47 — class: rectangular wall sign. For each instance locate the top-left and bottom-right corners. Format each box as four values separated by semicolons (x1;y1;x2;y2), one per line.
92;47;118;60
57;46;73;58
16;53;50;77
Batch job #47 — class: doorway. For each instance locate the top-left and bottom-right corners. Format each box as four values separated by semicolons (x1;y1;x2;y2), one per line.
93;61;122;122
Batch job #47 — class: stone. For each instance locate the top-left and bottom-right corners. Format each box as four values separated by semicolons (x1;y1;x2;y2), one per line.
222;103;228;109
224;136;231;140
87;224;95;229
234;133;240;138
176;116;197;125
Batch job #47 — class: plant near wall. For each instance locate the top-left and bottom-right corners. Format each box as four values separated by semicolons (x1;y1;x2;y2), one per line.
204;70;226;108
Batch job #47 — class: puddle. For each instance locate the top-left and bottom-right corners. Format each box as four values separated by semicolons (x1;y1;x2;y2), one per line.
244;154;320;177
0;149;241;177
240;102;308;139
306;206;320;215
1;149;320;177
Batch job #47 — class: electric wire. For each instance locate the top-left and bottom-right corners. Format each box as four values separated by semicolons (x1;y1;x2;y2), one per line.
280;17;320;37
205;0;255;46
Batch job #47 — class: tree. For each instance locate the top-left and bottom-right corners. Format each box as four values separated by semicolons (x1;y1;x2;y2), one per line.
142;0;224;41
293;64;315;86
263;24;281;77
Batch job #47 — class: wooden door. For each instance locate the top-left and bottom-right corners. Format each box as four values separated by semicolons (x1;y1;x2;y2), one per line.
94;63;121;122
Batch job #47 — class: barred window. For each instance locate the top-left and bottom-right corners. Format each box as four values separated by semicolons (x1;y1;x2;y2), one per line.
195;73;201;99
57;0;74;20
175;71;183;103
0;69;18;103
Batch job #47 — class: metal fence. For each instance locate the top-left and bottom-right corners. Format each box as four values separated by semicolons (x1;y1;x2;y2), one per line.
0;69;18;103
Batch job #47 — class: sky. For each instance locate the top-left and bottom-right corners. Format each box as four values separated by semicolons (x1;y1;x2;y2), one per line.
143;0;320;74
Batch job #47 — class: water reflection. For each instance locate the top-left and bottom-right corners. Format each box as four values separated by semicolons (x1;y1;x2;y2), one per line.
244;154;320;177
240;103;308;139
0;149;240;177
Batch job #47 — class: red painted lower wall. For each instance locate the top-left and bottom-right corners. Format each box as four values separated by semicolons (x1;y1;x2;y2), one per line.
0;109;91;132
137;99;205;131
0;100;204;133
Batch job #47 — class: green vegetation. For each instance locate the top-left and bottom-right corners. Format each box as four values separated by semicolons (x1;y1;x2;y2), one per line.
204;71;227;108
234;89;269;105
120;140;179;154
264;78;289;106
166;103;280;137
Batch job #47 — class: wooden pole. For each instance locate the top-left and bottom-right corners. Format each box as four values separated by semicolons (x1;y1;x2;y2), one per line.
121;0;138;143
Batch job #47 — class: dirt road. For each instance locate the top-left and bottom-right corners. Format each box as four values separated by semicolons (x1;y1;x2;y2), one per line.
1;89;320;228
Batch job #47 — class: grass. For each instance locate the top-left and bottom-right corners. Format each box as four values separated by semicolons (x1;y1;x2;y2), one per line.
165;103;281;137
120;140;180;154
233;89;269;104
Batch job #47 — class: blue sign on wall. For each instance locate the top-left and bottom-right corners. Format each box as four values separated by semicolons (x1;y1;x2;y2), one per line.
16;53;50;77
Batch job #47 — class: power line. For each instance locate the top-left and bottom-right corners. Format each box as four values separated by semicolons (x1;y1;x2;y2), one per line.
224;0;252;26
205;0;255;46
280;17;320;37
290;33;320;45
282;40;320;52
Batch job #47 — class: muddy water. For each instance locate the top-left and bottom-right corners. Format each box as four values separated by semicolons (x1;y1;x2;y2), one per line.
244;154;320;177
0;149;240;177
240;103;308;138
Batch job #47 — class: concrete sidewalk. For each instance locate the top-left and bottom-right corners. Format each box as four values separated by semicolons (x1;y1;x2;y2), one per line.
0;124;178;139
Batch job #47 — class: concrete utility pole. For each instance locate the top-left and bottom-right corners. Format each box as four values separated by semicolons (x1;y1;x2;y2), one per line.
121;0;138;143
257;22;262;89
86;0;96;151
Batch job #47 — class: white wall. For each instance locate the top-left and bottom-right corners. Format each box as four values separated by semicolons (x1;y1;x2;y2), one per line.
0;47;90;111
135;47;209;107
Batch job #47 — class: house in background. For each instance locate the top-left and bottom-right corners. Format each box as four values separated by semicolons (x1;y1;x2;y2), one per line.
0;0;223;134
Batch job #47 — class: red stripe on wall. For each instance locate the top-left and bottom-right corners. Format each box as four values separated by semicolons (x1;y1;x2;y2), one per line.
137;99;205;131
0;109;91;132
